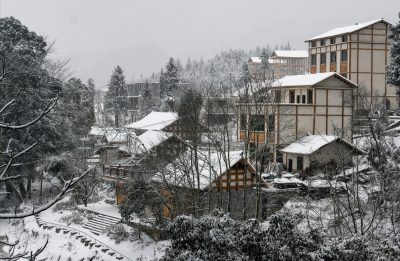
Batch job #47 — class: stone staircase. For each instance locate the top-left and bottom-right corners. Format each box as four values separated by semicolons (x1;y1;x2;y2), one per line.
82;212;121;236
34;215;131;261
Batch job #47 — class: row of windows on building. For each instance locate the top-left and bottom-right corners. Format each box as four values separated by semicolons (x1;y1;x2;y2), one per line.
310;35;348;48
240;114;275;132
273;89;313;104
310;50;348;66
288;89;313;104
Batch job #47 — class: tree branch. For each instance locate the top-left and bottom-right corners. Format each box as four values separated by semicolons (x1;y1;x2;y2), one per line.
0;168;92;219
0;94;58;130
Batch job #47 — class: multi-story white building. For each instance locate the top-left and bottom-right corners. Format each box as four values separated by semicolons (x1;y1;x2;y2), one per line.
306;19;398;110
237;72;357;161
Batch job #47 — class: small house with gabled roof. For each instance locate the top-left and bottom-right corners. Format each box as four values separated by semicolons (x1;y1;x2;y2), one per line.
280;134;365;172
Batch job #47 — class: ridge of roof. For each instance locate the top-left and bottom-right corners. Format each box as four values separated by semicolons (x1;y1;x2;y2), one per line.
271;72;358;88
306;19;389;41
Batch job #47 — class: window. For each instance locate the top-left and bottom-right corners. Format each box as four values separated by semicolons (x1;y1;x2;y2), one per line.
330;52;337;63
274;90;281;103
128;97;139;110
341;50;348;62
320;53;326;64
311;54;317;65
249;115;265;132
240;114;247;130
268;115;275;133
320;39;326;46
311;41;316;48
296;95;300;103
341;35;348;42
216;99;227;107
302;95;306;104
307;89;313;104
127;84;140;96
297;157;303;171
289;90;295;103
330;37;336;45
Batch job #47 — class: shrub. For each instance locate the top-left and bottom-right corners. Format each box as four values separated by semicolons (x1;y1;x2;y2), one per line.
106;224;130;244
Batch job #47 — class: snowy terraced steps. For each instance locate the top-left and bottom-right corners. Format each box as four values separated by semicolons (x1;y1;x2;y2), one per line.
82;212;121;235
34;215;132;261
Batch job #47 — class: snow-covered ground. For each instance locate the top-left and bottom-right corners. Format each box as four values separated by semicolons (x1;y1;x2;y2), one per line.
0;199;169;260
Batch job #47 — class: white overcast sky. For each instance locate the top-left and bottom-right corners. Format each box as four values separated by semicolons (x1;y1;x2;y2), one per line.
2;0;400;88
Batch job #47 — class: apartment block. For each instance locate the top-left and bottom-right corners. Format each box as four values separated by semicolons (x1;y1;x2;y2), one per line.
306;19;397;110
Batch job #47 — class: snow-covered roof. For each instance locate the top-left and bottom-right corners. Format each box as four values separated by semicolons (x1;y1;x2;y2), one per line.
271;72;358;88
125;111;179;131
119;130;173;155
136;130;173;153
271;50;308;58
248;57;275;64
281;134;364;155
155;150;252;190
281;135;337;155
232;81;271;97
249;57;261;63
88;127;136;145
307;19;388;41
106;130;128;144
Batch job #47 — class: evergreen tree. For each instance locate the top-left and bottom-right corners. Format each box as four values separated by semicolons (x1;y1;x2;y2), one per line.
387;13;400;103
164;57;179;96
185;57;192;71
86;78;96;128
176;58;183;79
140;81;155;117
260;48;269;81
104;65;127;127
0;17;68;168
60;78;95;137
160;58;179;111
177;89;203;143
241;62;251;86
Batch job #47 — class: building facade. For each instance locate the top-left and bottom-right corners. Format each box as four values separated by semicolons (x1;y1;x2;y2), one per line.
248;50;308;81
269;50;309;80
126;82;160;123
237;73;357;161
306;19;398;110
